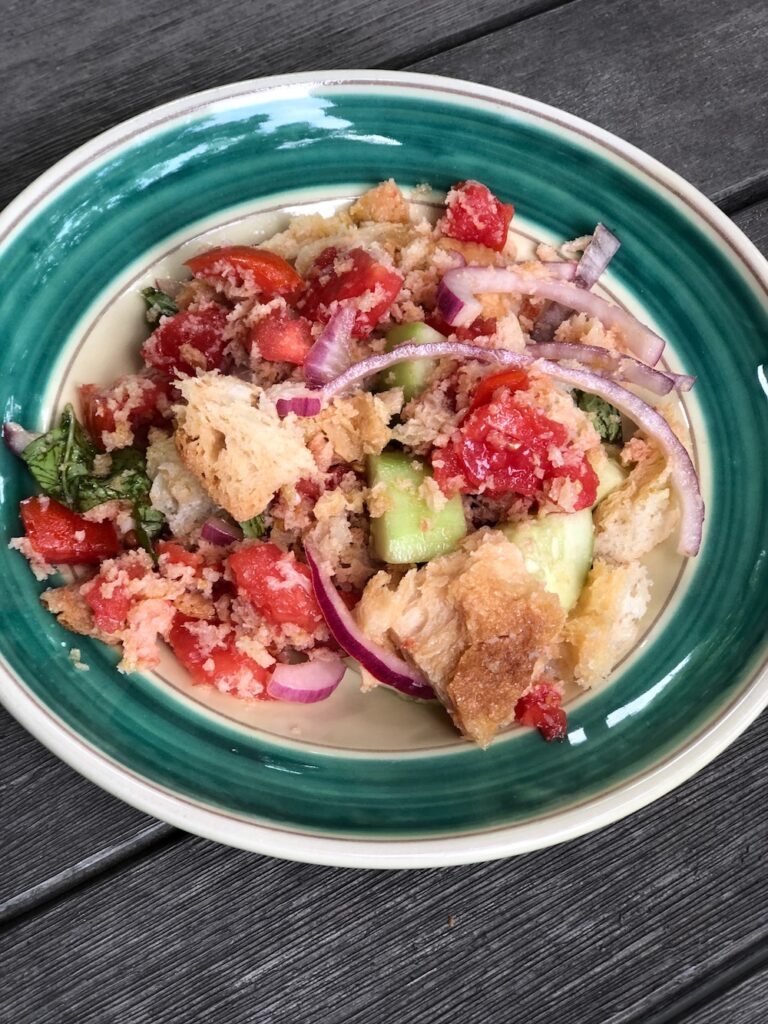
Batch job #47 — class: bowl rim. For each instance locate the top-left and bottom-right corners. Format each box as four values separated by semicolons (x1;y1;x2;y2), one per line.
1;68;767;869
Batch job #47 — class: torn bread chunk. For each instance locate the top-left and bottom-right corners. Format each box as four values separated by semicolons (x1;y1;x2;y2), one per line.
594;438;678;562
175;372;318;522
564;560;651;687
355;529;564;746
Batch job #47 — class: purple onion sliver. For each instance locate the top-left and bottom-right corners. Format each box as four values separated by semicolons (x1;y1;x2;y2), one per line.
303;306;357;387
275;394;324;418
3;422;41;456
304;543;436;700
267;657;346;703
200;517;243;545
574;224;621;288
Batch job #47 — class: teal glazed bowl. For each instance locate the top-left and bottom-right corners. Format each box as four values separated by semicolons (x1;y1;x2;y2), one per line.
1;71;767;867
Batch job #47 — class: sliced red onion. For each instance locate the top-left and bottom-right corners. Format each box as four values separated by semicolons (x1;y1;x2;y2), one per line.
155;277;186;298
275;393;324;418
438;266;665;365
267;657;346;703
321;342;531;399
303;543;436;700
532;226;620;342
319;344;703;556
528;342;695;395
575;224;621;288
3;422;41;456
526;260;578;281
303;306;357;387
200;517;243;545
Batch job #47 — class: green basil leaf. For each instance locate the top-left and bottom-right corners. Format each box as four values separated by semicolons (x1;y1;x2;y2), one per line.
574;391;623;445
141;286;178;321
21;404;97;505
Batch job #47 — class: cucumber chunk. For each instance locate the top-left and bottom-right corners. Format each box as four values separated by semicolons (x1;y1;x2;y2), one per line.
593;453;627;506
377;322;444;401
502;509;594;612
367;450;467;563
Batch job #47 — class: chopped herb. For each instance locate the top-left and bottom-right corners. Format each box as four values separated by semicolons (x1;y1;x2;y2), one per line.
21;404;96;506
574;390;623;445
141;286;178;322
20;406;166;555
240;515;265;538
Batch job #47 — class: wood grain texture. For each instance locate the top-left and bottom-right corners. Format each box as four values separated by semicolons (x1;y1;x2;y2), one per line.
0;708;171;908
413;0;768;205
3;708;768;1024
0;0;563;210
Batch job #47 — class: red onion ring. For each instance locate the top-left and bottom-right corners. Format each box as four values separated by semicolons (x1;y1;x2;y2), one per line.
267;657;346;703
275;393;324;418
200;517;243;545
437;267;665;365
3;422;41;456
303;543;436;700
528;342;695;395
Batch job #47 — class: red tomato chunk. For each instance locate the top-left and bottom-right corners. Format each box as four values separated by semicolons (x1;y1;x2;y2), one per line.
185;246;304;301
439;180;514;252
426;313;498;343
300;247;403;339
169;615;272;697
515;683;568;741
228;543;324;633
249;310;314;364
83;559;149;633
79;374;172;448
141;303;230;377
20;497;121;564
432;385;598;510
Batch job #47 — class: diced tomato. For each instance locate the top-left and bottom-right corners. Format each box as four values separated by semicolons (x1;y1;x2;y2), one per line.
169;615;272;698
470;369;530;410
157;541;204;570
249;310;314;364
141;302;230;377
515;683;568;741
185;246;304;301
431;391;598;509
79;374;173;449
83;558;149;633
438;180;514;252
20;497;121;564
426;312;498;342
299;247;403;339
228;543;324;633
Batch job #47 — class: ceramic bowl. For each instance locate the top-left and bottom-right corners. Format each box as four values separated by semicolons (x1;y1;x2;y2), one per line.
1;70;767;867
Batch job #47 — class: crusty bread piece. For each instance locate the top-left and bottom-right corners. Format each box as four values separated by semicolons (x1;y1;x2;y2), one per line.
302;392;398;465
355;530;564;746
564;559;651;687
594;440;677;563
350;180;411;224
175;373;317;522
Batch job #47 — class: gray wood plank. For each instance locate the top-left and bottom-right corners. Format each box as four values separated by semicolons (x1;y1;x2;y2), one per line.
3;706;768;1024
0;0;566;211
682;965;768;1024
0;707;171;907
413;0;768;206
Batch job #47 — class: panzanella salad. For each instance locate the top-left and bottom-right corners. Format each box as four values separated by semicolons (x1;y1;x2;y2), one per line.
5;179;704;746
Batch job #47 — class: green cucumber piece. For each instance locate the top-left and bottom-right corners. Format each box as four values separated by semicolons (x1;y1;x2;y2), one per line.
593;453;627;506
377;322;444;401
502;509;594;612
367;450;467;563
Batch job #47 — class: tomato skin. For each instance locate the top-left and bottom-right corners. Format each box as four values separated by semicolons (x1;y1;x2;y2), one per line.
249;310;314;364
515;683;567;741
470;369;530;410
299;247;403;339
185;246;304;300
228;543;324;633
439;180;514;252
79;375;172;449
83;558;149;633
432;393;598;509
426;313;497;342
156;541;203;569
141;303;230;377
169;615;272;698
20;497;121;563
